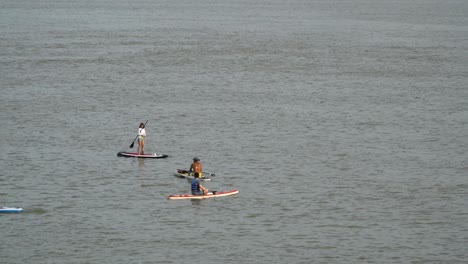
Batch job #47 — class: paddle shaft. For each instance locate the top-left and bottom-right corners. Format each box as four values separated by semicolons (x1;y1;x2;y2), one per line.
129;120;148;148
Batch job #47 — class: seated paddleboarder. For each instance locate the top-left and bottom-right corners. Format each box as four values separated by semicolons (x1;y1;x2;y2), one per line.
189;157;203;177
191;173;208;195
137;122;146;155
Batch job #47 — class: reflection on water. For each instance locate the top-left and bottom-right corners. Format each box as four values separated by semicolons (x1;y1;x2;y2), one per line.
138;157;145;168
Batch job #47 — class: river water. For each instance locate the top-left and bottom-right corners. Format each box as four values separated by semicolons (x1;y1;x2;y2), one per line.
1;0;467;263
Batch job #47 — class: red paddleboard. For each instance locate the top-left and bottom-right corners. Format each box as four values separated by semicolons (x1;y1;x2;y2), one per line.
167;190;239;200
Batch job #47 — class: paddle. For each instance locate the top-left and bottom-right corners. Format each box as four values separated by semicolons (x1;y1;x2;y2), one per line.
129;120;148;148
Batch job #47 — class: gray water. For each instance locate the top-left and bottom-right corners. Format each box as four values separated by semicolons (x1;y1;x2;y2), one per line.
1;0;467;263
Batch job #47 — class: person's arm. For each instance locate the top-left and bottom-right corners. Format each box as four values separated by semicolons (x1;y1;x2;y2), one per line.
200;183;208;194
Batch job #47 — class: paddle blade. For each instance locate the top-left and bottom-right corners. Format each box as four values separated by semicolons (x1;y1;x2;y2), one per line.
129;141;135;148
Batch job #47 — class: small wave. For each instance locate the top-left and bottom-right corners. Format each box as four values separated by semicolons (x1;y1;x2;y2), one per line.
25;208;48;214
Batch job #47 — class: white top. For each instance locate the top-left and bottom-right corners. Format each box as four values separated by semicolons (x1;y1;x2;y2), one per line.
138;128;146;137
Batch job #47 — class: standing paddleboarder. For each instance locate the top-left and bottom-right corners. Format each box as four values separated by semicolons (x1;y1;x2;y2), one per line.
137;122;146;155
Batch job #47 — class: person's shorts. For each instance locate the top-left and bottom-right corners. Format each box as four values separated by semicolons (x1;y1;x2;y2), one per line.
192;190;204;195
138;136;144;142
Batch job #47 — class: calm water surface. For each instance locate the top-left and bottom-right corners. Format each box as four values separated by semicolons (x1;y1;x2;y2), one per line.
1;0;467;263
